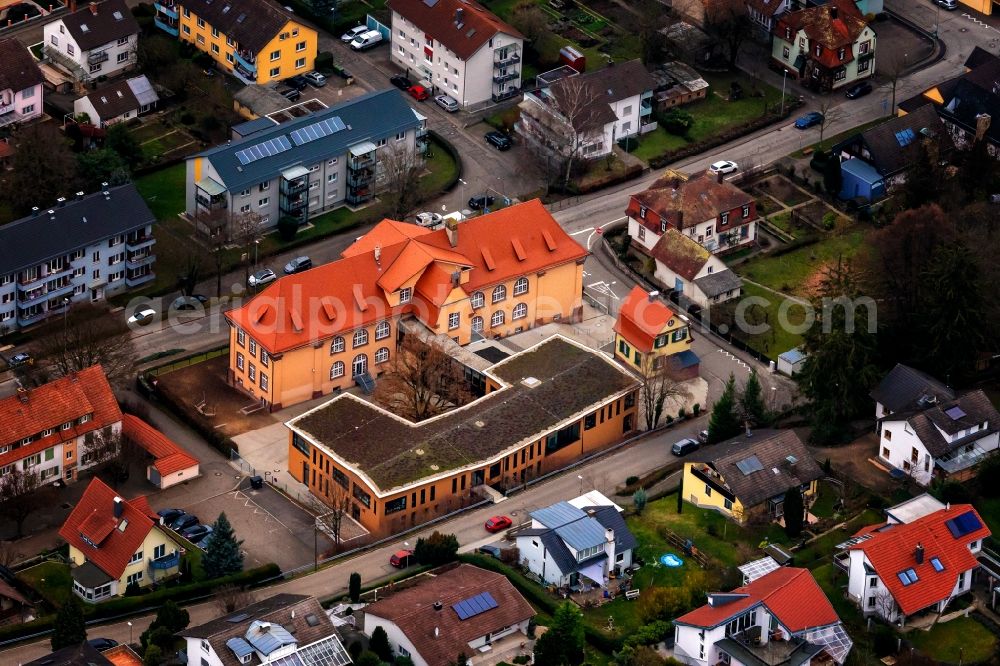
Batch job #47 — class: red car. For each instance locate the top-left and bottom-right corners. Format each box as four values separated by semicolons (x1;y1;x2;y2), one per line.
407;85;430;101
485;515;512;533
389;549;414;568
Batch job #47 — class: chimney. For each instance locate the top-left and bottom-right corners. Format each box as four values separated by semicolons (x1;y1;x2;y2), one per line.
89;1;97;15
445;218;459;248
675;210;683;230
647;290;659;302
745;421;753;438
69;0;76;12
48;209;56;220
454;7;463;23
113;496;123;518
829;5;837;19
451;271;460;288
374;244;381;265
16;387;28;403
975;113;992;142
57;197;66;207
433;601;443;611
915;543;924;565
260;624;271;633
716;170;724;184
434;627;440;638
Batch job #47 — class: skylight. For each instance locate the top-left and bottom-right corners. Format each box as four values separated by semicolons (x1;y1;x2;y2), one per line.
80;23;90;32
736;455;764;475
117;519;128;532
930;557;944;572
945;405;967;420
896;568;918;586
894;128;915;147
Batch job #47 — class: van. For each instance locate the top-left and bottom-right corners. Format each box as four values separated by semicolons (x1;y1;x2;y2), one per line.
434;94;459;112
350;30;383;51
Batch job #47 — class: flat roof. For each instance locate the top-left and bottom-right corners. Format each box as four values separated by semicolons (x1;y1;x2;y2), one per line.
886;493;945;525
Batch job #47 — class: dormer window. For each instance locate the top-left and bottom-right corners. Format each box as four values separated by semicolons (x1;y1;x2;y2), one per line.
720;212;729;226
241;655;251;664
660;220;666;233
742;204;750;218
815;44;821;57
639;205;647;219
838;48;846;61
399;287;412;303
79;414;91;424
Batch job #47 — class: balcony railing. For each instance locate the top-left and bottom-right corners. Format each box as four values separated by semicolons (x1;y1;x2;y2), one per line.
126;253;156;269
690;466;736;501
493;71;519;84
0;102;13;116
347;170;373;188
88;51;109;65
281;179;308;195
492;88;520;103
154;16;179;35
153;1;178;18
126;234;155;250
234;51;257;73
126;272;155;288
148;551;180;571
494;53;521;67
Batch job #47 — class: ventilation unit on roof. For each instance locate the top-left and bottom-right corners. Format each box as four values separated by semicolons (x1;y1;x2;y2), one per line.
113;10;122;19
80;23;89;32
916;394;938;409
522;377;541;388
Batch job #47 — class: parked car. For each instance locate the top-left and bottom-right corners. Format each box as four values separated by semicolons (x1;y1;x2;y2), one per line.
181;524;213;542
477;544;502;559
671;438;700;457
7;352;33;368
350;30;383;51
127;307;157;326
88;638;119;651
248;268;277;289
434;94;459;112
937;0;958;9
697;430;710;444
467;194;496;210
341;25;367;43
277;86;301;102
389;549;414;568
303;71;327;87
390;74;413;90
794;111;825;129
286;75;310;91
845;81;873;99
170;294;209;311
415;211;443;227
407;84;430;101
283;256;313;274
485;130;512;151
169;513;199;531
484;515;512;533
709;160;738;175
157;508;185;526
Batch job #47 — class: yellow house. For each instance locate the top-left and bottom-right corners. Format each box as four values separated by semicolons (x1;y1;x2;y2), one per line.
225;200;589;411
156;0;318;85
60;478;183;602
681;430;823;524
613;285;699;380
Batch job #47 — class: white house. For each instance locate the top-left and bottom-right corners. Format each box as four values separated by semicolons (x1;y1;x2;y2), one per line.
73;75;159;127
745;0;792;41
643;227;742;310
515;500;636;588
843;505;990;625
389;0;524;109
673;567;853;666
870;364;1000;485
43;0;139;83
364;564;534;666
0;38;45;128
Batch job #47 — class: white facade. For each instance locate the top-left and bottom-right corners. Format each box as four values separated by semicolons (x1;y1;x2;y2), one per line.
42;20;136;82
646;249;735;310
772;24;875;91
184;638;224;666
519;89;616;160
877;418;1000;486
674;622;729;666
608;93;651;140
365;612;530;666
0;411;122;485
515;525;632;587
0;81;42;127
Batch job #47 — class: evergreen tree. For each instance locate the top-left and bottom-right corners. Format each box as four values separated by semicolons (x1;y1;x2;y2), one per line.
354;652;382;666
369;626;392;662
414;531;459;566
783;485;804;538
50;598;86;650
707;374;741;444
450;654;470;666
202;512;244;579
349;572;362;603
143;644;164;666
533;602;585;665
140;601;189;650
740;370;769;427
633;488;648;514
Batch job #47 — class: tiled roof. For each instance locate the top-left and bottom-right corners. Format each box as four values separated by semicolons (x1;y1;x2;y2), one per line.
365;564;534;666
388;0;521;61
850;105;953;176
0;38;44;93
905;390;1000;458
23;642;113;666
122;414;199;477
572;60;657;103
0;365;122;465
745;0;788;19
81;77;141;121
60;0;139;51
775;0;867;52
102;645;144;666
694;270;742;298
852;505;990;616
180;0;293;54
59;478;175;580
614;286;681;353
0;578;29;606
630;170;755;230
870;363;954;414
964;45;998;70
647;228;711;281
676;567;840;633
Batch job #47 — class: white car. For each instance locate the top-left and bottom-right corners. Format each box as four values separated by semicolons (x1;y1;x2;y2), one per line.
709;160;739;175
128;307;157;326
341;25;367;43
415;212;443;227
248;268;277;289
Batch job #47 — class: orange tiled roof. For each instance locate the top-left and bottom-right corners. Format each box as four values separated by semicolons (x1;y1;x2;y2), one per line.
102;645;144;666
121;414;199;477
614;286;681;353
128;495;161;522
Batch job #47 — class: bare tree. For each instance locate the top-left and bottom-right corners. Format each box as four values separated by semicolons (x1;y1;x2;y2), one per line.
509;1;554;55
232;211;263;289
317;485;354;550
0;540;24;567
638;355;687;430
213;584;256;614
0;469;51;538
816;98;845;147
872;587;896;621
879;51;905;116
374;337;473;421
549;77;607;188
82;426;146;487
379;143;423;220
703;0;751;70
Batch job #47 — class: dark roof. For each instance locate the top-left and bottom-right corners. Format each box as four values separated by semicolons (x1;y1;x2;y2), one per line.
940;76;1000;145
519;504;636;577
0;184;156;275
231;116;278;139
0;38;44;93
81;78;141;121
388;0;521;61
631;170;755;229
70;560;114;588
180;0;293;54
588;505;638;552
840;105;953;176
691;430;824;508
869;363;954;414
548;77;618;132
964;45;999;70
23;642;113;666
648;228;712;281
196;89;422;192
574;60;657;104
715;637;825;666
694;270;742;298
290;336;639;490
905;390;1000;457
364;564;534;666
60;0;139;51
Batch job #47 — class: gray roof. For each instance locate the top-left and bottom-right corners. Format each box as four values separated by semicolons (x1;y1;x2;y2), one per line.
233;85;296;118
232;116;279;139
838;105;953;177
906;390;1000;458
60;0;139;51
870;363;954;414
22;642;113;666
521;502;636;576
0;185;155;275
196;89;421;192
71;560;114;587
0;38;44;93
533;502;607;551
715;637;825;666
575;60;657;103
81;77;143;121
694;269;742;298
692;430;824;509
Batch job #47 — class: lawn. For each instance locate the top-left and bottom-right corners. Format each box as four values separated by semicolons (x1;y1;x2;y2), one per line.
907;615;998;663
630;127;687;163
417;136;460;197
729;282;808;358
737;228;867;294
792;508;882;570
17;561;73;608
135;162;187;222
811;563;862;625
809;480;840;519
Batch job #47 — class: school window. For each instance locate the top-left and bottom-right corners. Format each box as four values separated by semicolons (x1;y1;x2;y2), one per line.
399;287;412;303
248;364;256;381
491;310;505;327
512;303;527;320
375;320;390;340
330;361;345;379
584;413;596;430
260;373;268;391
375;347;389;364
330;336;345;354
260;350;269;367
471;291;484;308
249;339;257;357
492;284;506;303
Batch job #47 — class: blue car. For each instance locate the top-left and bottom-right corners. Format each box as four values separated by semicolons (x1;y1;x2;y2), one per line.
795;112;825;129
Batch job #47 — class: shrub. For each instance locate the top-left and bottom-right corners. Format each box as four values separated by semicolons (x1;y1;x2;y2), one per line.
660;109;694;136
692;403;700;415
623;620;672;648
349;572;361;603
314;51;334;73
179;112;195;125
414;531;459;566
677;407;686;419
822;212;838;230
633;488;648;514
626;475;639;486
277;215;300;241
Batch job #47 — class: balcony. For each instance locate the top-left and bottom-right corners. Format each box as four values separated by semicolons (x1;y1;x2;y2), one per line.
234;50;257;74
88;51;109;65
126;253;156;270
492;88;520;103
17;309;47;327
0;102;13;116
126;234;156;251
280;178;308;196
493;71;519;84
148;551;180;571
154;16;179;36
153;1;178;18
347;169;373;188
126;272;155;288
494;53;521;68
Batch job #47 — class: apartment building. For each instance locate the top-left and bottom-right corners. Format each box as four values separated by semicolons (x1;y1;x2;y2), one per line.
0;38;45;128
186;89;424;235
389;0;523;109
156;0;317;85
0;185;155;331
43;0;139;82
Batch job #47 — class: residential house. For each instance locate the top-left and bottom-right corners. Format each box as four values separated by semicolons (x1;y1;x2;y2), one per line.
24;643;115;666
627;170;759;255
0;579;33;624
364;564;535;665
833;104;953;201
746;0;792;41
179;593;352;666
518;60;657;162
43;0;139;83
613;286;699;379
682;429;824;524
650;61;708;111
225;200;588;410
59;477;183;601
643;227;742;310
0;184;156;330
389;0;524;109
157;0;318;86
73;75;159;127
0;365;122;485
871;364;1000;485
771;0;875;92
0;38;45;128
673;567;853;666
286;336;639;536
802;0;884;15
842;505;990;624
121;414;200;489
515;500;636;588
186;89;424;235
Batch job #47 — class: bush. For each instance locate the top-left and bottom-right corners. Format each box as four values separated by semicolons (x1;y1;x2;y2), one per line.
277;215;300;241
179;112;195;125
692;403;700;415
314;51;334;73
822;212;838;230
623;620;672;648
349;572;361;603
677;407;686;419
660;109;694;136
626;475;639;486
414;531;459;566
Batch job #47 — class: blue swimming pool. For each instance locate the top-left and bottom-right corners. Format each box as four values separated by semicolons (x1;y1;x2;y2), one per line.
660;553;684;567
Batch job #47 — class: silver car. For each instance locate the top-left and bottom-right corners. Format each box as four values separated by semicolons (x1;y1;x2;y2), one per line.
303;71;326;87
248;268;277;288
434;94;459;112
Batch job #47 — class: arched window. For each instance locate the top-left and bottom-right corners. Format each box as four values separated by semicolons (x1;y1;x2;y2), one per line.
353;329;368;348
513;277;528;296
330;361;345;379
492;285;506;303
470;291;484;309
330;336;345;354
471;316;484;333
375;320;390;340
375;347;390;364
512;303;527;320
491;310;505;327
352;354;368;377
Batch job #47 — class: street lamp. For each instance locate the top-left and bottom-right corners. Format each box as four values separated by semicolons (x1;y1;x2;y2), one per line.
780;69;788;117
253;239;260;269
127;621;133;645
577;474;584;495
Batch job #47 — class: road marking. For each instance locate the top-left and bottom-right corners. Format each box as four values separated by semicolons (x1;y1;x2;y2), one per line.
569;228;593;236
718;348;751;372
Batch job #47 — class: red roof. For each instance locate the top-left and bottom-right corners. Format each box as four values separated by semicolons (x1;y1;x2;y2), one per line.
58;478;172;580
852;522;887;538
676;567;840;632
388;0;521;61
614;286;681;353
122;414;199;477
851;505;990;616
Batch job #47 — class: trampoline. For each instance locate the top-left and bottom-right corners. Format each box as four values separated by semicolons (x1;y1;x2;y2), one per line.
659;553;684;567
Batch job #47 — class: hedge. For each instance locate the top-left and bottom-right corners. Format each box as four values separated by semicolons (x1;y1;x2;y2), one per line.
427;129;463;192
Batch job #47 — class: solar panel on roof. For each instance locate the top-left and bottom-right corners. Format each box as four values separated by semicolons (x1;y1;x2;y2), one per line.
736;455;764;475
945;510;982;538
290;117;347;146
423;0;439;6
235;135;292;165
452;591;498;620
895;128;916;147
945;405;967;420
227;612;251;622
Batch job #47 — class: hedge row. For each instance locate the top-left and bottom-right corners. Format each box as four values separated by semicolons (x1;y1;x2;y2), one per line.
427;130;463;193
